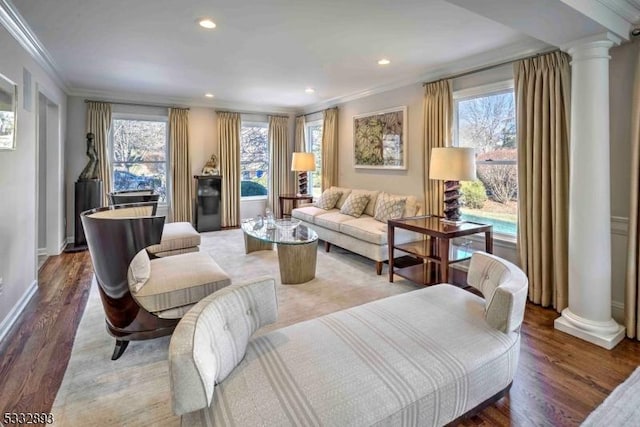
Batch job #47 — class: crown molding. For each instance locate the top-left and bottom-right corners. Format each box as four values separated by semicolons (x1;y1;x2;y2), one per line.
301;39;550;113
597;0;640;24
560;0;640;39
68;87;299;115
0;0;69;91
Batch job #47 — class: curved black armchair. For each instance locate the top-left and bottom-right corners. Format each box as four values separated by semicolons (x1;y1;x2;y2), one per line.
108;189;160;211
81;203;231;360
108;190;201;257
81;203;175;359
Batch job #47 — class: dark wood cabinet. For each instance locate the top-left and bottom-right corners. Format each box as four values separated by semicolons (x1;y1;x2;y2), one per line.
194;175;222;232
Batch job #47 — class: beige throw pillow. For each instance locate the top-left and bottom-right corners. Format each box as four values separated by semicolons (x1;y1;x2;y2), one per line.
340;193;370;218
374;193;407;223
314;189;342;210
128;249;151;293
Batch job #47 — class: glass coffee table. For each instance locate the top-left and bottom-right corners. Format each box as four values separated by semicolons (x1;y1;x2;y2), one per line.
241;218;319;285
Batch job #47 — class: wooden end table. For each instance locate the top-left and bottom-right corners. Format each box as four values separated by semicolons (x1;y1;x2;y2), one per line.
279;194;313;218
387;215;493;285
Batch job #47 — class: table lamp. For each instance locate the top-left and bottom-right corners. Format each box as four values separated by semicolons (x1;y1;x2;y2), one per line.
291;152;316;195
429;147;476;224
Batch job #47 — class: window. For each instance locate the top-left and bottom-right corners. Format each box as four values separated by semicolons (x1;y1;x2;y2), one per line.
305;120;323;198
240;121;269;198
454;82;517;237
111;117;168;203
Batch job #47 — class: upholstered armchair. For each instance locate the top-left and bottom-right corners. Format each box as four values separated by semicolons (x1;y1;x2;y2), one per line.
81;203;231;360
108;190;201;257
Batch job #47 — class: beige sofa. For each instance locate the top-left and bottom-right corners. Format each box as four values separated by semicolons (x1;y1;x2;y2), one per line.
291;187;422;274
169;252;529;426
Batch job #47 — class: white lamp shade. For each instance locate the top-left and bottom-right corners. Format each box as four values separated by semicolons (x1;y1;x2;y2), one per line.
291;152;316;172
429;147;476;181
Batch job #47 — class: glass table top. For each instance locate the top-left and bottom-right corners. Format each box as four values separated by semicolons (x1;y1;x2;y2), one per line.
241;218;318;245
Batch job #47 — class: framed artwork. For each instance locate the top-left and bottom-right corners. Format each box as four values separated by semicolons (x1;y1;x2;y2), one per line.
0;73;17;150
353;106;407;169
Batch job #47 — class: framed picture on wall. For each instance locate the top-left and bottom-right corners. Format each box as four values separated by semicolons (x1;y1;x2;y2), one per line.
353;106;407;170
0;73;17;150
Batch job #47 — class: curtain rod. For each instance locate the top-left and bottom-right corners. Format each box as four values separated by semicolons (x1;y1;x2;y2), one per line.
423;48;560;86
297;109;323;118
297;106;337;118
84;99;190;110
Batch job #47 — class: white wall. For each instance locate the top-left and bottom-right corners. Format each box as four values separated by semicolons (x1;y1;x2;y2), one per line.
336;83;425;200
0;25;67;337
37;94;46;249
609;40;638;322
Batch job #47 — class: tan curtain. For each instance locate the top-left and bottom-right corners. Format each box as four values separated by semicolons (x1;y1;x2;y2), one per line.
626;43;640;338
86;101;112;206
218;112;241;227
295;116;306;152
169;108;192;223
514;51;571;312
268;116;291;218
321;108;338;191
423;80;452;216
294;116;306;195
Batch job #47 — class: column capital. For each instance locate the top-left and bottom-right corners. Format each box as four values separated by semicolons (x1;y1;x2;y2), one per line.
562;32;620;61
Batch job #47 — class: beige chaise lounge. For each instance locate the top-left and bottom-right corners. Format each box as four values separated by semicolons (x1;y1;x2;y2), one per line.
169;252;528;426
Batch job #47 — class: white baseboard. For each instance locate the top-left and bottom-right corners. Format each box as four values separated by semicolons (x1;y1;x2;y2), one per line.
37;247;47;256
0;280;37;344
58;238;67;254
612;300;625;324
66;236;74;244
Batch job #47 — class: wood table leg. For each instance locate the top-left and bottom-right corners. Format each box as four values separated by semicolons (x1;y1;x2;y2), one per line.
277;240;317;284
438;237;450;283
388;224;395;283
243;233;274;254
279;197;285;219
486;230;493;254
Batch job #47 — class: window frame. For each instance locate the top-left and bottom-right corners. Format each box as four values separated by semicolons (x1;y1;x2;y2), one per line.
452;80;517;242
240;119;269;201
304;118;323;198
110;112;170;207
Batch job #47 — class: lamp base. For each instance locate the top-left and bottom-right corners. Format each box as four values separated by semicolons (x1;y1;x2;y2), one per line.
442;180;462;222
298;171;308;195
440;218;465;226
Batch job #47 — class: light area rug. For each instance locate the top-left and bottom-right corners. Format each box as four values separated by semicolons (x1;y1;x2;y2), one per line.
581;367;640;426
51;229;419;426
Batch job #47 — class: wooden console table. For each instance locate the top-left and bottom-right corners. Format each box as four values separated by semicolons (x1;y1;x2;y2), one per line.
388;215;493;285
279;194;313;218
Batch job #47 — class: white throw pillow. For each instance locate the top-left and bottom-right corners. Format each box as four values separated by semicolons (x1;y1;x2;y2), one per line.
374;193;407;223
128;249;151;293
340;193;371;218
314;189;342;210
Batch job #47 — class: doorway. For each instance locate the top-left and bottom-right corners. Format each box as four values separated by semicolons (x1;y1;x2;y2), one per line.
36;90;63;270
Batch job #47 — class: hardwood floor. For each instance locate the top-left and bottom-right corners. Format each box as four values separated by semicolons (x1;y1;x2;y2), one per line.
1;250;639;426
0;251;93;424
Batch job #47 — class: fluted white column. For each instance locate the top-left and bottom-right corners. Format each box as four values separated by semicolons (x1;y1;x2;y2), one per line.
554;34;625;349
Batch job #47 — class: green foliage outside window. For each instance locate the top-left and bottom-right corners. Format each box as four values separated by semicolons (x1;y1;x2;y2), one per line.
241;180;267;196
461;180;488;209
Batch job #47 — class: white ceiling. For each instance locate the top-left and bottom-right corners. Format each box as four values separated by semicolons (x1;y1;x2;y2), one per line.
10;0;554;110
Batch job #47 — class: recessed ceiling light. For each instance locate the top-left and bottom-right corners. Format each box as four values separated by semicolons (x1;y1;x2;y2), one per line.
305;87;315;94
378;58;391;65
205;93;214;98
198;18;216;29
